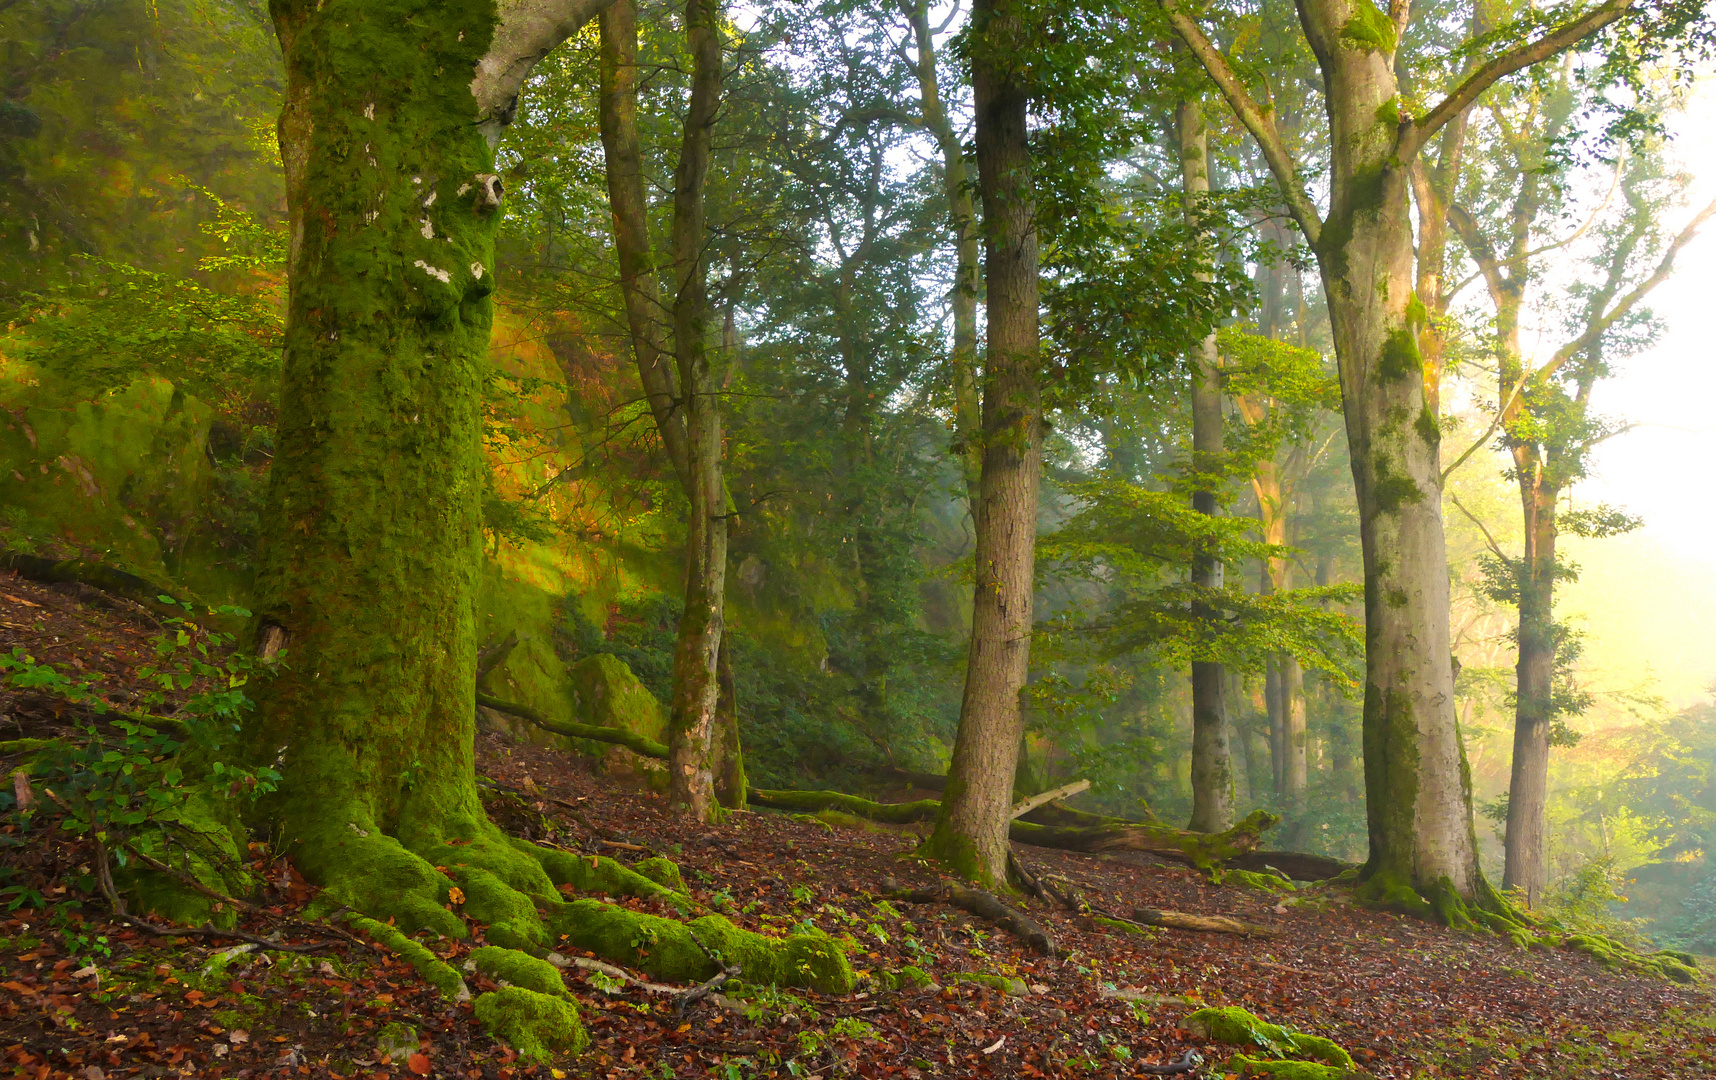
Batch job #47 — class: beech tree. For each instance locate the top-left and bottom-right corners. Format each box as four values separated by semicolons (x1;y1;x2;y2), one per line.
243;0;850;1038
597;0;740;820
922;0;1044;888
1159;0;1647;915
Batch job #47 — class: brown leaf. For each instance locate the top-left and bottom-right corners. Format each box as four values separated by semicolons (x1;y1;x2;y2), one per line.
407;1052;432;1075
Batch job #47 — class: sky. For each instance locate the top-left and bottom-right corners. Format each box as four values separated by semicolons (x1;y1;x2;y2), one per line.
1543;79;1716;709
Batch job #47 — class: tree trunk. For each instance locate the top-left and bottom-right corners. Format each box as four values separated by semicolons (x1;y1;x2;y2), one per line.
712;636;746;810
247;0;679;937
663;0;728;822
1296;17;1479;910
1178;95;1231;834
600;0;734;821
1504;466;1556;903
908;1;982;500
923;0;1041;889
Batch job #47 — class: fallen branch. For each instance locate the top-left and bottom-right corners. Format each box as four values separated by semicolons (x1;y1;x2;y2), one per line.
1009;779;1091;820
1131;907;1278;937
749;787;940;824
882;877;1056;958
477;693;669;758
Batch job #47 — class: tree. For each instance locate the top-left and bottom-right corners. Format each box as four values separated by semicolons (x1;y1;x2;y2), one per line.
922;0;1044;888
244;0;850;1029
1160;0;1643;917
597;0;739;820
1446;124;1716;904
1175;94;1233;833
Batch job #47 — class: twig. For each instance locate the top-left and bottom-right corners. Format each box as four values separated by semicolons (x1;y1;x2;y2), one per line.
677;926;741;1017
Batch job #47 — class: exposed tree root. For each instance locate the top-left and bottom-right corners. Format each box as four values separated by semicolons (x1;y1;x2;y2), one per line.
477;692;669;759
881;876;1056;957
1227;851;1353;882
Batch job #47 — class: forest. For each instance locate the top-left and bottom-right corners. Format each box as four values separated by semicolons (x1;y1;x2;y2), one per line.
1;0;1716;1075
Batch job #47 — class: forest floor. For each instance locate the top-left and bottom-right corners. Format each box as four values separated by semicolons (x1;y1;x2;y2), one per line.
1;574;1715;1079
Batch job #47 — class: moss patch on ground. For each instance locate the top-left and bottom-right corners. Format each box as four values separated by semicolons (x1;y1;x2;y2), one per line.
1185;1007;1354;1067
472;986;587;1063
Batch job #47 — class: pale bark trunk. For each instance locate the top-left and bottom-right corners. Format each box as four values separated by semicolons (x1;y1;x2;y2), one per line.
1178;95;1231;834
925;0;1041;888
908;2;982;499
664;0;727;821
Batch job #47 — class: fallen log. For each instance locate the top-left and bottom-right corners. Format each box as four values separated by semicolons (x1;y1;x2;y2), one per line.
882;877;1056;958
1009;809;1278;869
747;787;1276;867
1131;907;1278;937
476;693;669;759
1226;850;1355;882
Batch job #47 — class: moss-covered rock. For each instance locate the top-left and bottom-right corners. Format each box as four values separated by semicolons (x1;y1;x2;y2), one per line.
569;653;668;780
877;965;935;991
472;987;587;1063
1184;1007;1353;1068
952;972;1028;996
468;946;568;997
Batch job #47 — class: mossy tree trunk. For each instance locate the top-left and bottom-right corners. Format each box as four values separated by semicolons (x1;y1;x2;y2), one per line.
1177;94;1232;835
251;0;655;928
1162;0;1636;917
923;0;1041;890
598;0;734;820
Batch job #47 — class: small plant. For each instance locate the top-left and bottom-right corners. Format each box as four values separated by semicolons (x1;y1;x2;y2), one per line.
790;883;816;906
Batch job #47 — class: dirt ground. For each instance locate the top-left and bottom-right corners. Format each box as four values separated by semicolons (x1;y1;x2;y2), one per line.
2;573;1713;1079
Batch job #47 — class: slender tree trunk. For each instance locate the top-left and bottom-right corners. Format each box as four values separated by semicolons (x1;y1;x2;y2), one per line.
1504;464;1557;903
711;638;746;809
924;0;1041;888
664;0;727;821
908;1;981;499
600;0;734;820
1178;95;1232;833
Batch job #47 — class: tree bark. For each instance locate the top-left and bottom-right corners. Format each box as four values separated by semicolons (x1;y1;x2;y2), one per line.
663;0;728;822
599;0;734;822
1177;95;1232;834
907;0;982;499
923;0;1042;889
250;0;642;933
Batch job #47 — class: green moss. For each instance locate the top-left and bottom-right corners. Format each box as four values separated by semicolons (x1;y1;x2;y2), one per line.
1415;405;1441;447
525;839;685;903
1229;1055;1359;1079
1338;0;1396;53
0;737;55;756
1378;328;1421;382
543;899;853;992
118;787;252;930
1095;916;1155;936
468;946;567;997
351;916;467;1000
1375;96;1401;126
752;787;939;825
1225;869;1296;893
376;1021;419;1062
952;972;1028;996
1185;1007;1354;1068
631;856;685;892
472;987;587;1063
878;965;935;990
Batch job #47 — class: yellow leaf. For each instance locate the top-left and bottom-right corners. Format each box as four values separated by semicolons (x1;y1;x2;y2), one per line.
448;886;466;905
552;1071;566;1079
676;1023;691;1033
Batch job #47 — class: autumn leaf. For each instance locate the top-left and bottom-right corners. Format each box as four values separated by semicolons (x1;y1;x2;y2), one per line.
448;886;466;905
407;1052;432;1075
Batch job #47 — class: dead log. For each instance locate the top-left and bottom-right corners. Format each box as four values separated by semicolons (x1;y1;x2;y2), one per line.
1130;907;1278;937
747;787;939;824
1009;809;1278;868
882;877;1056;958
476;630;520;683
476;693;668;759
749;787;1276;867
1226;850;1355;882
1009;779;1091;819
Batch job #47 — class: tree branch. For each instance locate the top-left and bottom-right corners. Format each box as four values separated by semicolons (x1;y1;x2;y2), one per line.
1159;0;1322;245
473;0;626;141
1404;0;1635;158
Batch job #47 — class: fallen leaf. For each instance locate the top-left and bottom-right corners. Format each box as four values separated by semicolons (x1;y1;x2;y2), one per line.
407;1052;432;1075
229;1030;249;1045
448;886;466;905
